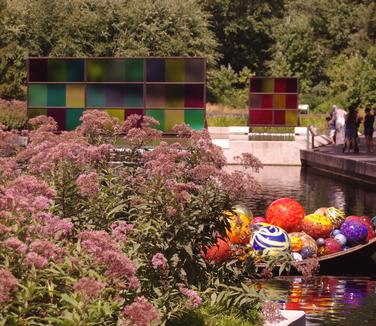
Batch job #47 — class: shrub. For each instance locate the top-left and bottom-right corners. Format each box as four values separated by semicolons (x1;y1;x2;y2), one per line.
0;110;268;324
0;99;27;130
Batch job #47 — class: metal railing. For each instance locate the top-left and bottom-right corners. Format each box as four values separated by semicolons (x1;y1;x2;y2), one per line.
306;125;318;149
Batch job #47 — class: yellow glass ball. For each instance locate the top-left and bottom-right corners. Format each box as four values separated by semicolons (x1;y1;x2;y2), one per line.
290;236;303;252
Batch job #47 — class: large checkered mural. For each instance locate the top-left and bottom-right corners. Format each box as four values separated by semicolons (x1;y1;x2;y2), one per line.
28;58;206;132
248;77;299;127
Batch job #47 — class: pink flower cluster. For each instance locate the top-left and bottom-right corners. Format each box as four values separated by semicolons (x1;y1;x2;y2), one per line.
75;172;100;198
0;268;18;303
74;277;104;301
121;296;161;326
3;237;27;254
29;240;66;263
151;253;168;270
26;252;48;269
111;221;133;243
79;231;139;289
29;213;73;240
178;283;202;308
26;141;113;175
1;175;56;213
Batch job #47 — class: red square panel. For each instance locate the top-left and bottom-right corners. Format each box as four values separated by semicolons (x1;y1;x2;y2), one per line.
184;84;204;108
274;78;286;93
249;109;273;125
274;110;285;125
261;94;273;108
249;94;262;109
286;94;298;109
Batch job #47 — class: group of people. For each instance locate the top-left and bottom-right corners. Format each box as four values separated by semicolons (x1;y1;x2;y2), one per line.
327;105;375;153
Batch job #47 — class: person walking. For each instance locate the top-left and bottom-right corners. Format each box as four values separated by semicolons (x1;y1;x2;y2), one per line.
343;107;358;153
328;106;336;143
364;108;375;153
331;105;346;145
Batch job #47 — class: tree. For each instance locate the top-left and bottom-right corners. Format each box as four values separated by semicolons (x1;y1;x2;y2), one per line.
0;0;218;99
200;0;284;74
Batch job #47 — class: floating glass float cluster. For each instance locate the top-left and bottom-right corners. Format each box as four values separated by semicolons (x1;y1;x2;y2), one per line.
203;197;376;263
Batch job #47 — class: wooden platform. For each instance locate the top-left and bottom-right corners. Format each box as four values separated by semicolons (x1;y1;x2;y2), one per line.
300;138;376;186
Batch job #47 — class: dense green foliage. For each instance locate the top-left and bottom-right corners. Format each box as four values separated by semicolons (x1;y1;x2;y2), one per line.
0;0;375;110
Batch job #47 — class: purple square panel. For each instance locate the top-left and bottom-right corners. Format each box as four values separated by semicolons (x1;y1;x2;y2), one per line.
48;108;66;130
250;78;262;93
274;110;286;125
105;85;125;107
249;94;262;109
286;78;298;93
29;59;48;82
184;84;204;108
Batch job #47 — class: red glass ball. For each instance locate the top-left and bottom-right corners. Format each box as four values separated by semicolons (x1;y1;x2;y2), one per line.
324;238;342;255
265;198;305;232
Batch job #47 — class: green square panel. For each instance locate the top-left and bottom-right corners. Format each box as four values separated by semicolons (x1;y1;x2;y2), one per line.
47;84;66;107
185;109;205;130
28;108;47;119
29;84;47;107
87;85;105;107
124;85;144;108
87;60;108;82
67;59;84;82
66;108;83;131
48;60;67;82
145;109;164;131
125;59;144;82
107;59;126;81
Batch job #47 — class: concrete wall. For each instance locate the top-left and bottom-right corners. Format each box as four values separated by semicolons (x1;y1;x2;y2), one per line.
219;140;305;165
209;127;306;165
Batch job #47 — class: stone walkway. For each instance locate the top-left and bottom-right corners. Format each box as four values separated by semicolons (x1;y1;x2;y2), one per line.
301;137;376;185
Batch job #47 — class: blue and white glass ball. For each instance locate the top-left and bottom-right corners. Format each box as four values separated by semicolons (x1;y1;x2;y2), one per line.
250;225;291;256
334;234;347;247
292;252;303;261
332;229;341;236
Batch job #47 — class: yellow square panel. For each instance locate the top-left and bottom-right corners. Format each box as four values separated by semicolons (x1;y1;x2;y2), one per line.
261;78;274;92
164;110;184;132
285;110;297;126
106;109;125;122
66;85;85;108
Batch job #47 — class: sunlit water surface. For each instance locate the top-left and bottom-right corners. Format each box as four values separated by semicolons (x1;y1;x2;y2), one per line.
259;276;376;326
225;166;376;325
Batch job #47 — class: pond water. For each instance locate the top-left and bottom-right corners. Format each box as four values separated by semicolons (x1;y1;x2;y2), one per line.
227;165;376;218
258;276;376;326
225;165;376;325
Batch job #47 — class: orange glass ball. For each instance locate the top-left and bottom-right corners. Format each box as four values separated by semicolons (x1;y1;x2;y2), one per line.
290;236;303;252
225;210;251;244
202;238;232;263
265;198;305;232
301;214;333;239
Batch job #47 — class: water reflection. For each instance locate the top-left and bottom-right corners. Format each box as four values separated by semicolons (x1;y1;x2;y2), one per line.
258;277;376;325
225;166;376;217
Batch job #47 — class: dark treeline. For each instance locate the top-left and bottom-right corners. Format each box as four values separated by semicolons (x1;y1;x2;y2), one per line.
0;0;375;110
